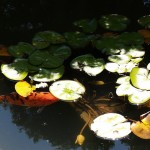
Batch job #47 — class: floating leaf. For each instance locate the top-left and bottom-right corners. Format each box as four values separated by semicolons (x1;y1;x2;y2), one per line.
118;32;144;46
70;54;105;76
15;81;36;97
1;63;28;81
31;65;64;82
108;54;131;64
64;32;95;48
73;18;98;33
138;15;150;29
131;121;150;139
28;50;49;66
49;80;85;101
94;36;124;54
32;31;65;49
130;67;150;90
8;42;35;58
41;55;64;68
90;113;131;140
141;112;150;127
99;14;129;31
48;45;72;60
138;29;150;44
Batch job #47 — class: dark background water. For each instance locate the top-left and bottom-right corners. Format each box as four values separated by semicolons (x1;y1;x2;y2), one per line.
0;0;150;150
0;0;149;45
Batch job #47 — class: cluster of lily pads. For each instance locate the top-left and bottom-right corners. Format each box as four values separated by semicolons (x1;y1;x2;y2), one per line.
1;14;150;104
116;64;150;105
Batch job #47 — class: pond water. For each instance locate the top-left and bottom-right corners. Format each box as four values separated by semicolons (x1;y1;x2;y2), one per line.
0;0;150;150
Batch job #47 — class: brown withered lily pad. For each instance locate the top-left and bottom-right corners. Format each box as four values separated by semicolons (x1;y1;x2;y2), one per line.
138;29;150;44
131;121;150;139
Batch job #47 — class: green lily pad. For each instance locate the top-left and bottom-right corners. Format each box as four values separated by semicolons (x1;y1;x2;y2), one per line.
108;54;131;64
64;32;96;48
138;15;150;29
31;65;64;82
12;58;39;73
28;50;49;66
128;90;150;105
32;31;65;49
70;54;105;76
1;63;28;81
118;32;144;46
94;36;124;55
48;45;72;60
41;55;64;68
73;18;98;33
130;67;150;90
98;14;129;31
8;42;35;58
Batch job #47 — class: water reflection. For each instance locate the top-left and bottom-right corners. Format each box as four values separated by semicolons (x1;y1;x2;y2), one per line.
1;100;150;150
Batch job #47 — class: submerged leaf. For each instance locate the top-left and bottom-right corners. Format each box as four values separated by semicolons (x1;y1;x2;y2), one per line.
89;80;105;85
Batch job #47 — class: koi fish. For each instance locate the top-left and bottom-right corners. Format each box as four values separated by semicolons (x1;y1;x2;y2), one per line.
0;92;59;107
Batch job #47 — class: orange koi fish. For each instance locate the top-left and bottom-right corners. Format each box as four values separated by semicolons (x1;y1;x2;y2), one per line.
0;92;59;107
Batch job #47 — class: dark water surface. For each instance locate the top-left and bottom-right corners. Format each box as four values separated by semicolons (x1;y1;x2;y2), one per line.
0;0;150;150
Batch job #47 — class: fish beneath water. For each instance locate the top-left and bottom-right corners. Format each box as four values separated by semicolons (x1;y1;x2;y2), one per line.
0;92;59;107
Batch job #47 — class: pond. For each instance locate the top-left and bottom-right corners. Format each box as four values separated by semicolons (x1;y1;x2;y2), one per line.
0;0;150;150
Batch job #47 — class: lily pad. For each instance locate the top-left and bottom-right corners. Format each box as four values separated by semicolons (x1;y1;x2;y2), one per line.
70;54;105;76
32;31;65;49
73;18;98;33
90;113;131;140
131;121;150;139
28;50;49;66
8;42;35;58
31;65;64;82
108;54;131;64
64;32;96;48
94;36;124;55
40;55;64;68
1;63;28;81
49;80;85;101
48;45;72;60
130;67;150;90
118;32;144;46
98;14;129;31
138;15;150;29
128;90;150;105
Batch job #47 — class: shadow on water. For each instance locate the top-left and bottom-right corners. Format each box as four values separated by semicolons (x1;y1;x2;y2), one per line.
0;0;148;45
0;0;150;150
